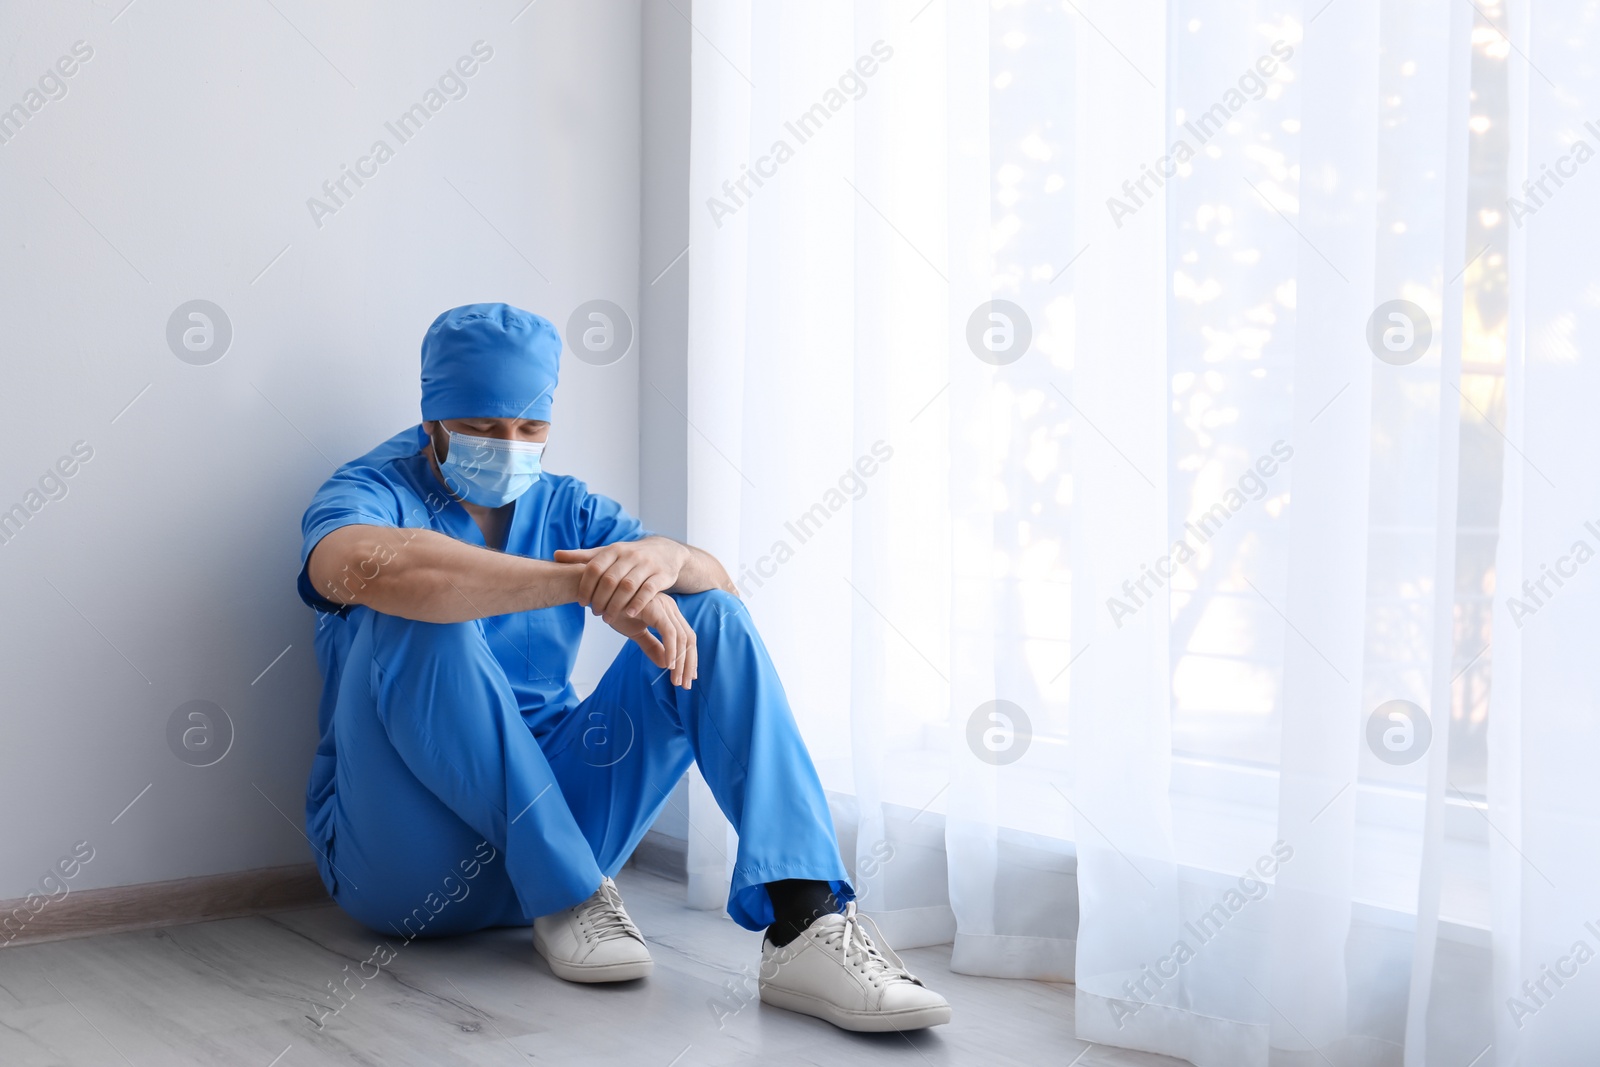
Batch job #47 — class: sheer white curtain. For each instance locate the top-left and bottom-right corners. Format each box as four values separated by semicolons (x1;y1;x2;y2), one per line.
684;0;1598;1063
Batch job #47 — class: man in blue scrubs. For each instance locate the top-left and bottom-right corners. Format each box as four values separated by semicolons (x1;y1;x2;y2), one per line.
297;303;950;1032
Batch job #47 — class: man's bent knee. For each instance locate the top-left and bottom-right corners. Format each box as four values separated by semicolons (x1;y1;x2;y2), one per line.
674;589;750;631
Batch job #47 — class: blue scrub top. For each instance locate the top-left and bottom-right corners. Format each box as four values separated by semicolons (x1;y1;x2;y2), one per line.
295;424;650;845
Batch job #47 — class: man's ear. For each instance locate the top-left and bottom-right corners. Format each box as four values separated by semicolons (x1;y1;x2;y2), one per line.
424;420;447;462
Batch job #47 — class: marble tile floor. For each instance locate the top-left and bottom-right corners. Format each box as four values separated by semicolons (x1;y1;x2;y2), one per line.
0;868;1191;1067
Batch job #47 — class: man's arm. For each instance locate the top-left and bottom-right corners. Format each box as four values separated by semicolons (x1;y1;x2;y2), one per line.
671;541;738;596
307;524;583;622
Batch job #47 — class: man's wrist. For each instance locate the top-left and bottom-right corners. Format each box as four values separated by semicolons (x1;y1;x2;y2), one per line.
553;560;587;606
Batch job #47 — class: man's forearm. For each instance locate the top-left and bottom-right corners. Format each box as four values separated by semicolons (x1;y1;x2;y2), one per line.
309;524;584;622
664;539;738;596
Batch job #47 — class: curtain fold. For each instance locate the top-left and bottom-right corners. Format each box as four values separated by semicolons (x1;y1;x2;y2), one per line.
1488;1;1600;1063
1261;0;1379;1061
1402;1;1473;1062
1066;0;1179;1043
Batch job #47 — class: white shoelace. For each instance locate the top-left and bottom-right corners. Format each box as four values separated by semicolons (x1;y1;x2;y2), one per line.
577;878;643;942
817;903;922;988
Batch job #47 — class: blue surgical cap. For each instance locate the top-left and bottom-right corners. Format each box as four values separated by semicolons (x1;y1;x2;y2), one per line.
420;303;561;422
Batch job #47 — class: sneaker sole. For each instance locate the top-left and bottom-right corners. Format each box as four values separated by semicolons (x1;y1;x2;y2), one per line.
759;985;952;1032
534;931;653;984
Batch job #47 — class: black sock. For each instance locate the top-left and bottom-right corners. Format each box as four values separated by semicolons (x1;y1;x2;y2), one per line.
764;879;841;947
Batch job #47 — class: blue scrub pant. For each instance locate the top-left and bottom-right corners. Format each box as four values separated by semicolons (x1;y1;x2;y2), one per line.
320;589;851;936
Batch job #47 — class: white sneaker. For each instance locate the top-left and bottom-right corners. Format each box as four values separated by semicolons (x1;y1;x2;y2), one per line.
759;902;952;1032
533;877;653;983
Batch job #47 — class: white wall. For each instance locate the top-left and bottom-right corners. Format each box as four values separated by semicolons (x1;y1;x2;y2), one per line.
638;0;690;544
0;0;643;899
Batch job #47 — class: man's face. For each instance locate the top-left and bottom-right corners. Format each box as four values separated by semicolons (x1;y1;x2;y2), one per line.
426;417;550;464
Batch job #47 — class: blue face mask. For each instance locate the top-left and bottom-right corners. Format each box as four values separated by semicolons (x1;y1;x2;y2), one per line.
436;426;544;507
